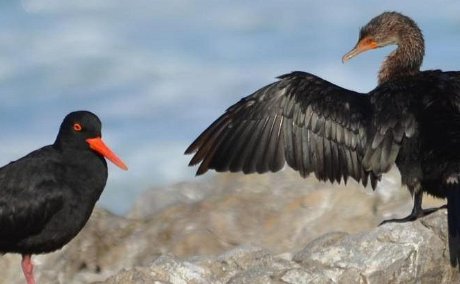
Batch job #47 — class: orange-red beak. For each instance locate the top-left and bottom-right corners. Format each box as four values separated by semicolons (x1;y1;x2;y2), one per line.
342;38;379;63
86;137;128;170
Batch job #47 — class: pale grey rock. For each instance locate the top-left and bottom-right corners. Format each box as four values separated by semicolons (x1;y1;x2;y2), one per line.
100;246;299;284
293;210;457;283
128;168;433;258
128;181;216;218
101;255;211;284
280;268;333;284
99;210;457;284
0;169;453;283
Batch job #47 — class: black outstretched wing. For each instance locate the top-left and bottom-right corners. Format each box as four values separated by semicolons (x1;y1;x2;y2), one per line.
186;71;377;187
0;146;64;240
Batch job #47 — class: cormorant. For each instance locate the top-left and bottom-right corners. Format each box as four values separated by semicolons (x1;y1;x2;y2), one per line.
185;12;460;266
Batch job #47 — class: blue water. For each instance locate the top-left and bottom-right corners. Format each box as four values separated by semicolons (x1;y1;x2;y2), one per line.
0;1;459;214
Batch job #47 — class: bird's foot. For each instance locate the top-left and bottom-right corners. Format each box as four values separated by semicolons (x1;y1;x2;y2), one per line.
379;205;446;226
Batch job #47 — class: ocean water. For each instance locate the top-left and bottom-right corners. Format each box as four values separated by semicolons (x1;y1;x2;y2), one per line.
0;1;459;214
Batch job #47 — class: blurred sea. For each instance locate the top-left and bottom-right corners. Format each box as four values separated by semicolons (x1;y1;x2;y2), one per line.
1;1;459;214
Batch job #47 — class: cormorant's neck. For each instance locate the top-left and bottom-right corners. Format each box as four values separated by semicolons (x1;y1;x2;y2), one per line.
378;30;425;84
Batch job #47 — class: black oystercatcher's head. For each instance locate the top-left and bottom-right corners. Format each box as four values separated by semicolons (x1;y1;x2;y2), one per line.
55;111;128;170
342;11;423;62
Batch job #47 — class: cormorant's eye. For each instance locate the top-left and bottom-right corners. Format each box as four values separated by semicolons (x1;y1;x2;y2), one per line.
73;123;82;132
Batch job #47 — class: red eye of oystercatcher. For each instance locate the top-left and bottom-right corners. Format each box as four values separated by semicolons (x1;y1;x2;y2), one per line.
73;123;82;131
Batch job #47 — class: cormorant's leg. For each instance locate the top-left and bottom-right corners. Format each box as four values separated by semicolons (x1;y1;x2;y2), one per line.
379;189;445;225
21;254;36;284
447;181;460;268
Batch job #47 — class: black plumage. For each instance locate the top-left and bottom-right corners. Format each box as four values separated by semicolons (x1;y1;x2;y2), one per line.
188;72;376;186
186;12;460;266
0;111;127;284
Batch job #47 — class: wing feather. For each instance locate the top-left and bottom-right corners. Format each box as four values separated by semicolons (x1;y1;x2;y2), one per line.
187;71;380;186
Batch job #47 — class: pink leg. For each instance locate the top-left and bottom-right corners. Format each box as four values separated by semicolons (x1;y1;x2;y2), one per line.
21;254;36;284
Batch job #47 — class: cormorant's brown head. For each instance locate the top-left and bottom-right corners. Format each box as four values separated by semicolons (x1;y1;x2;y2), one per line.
342;11;423;63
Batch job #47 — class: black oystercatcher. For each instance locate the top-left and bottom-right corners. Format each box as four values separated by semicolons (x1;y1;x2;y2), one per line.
186;12;460;266
0;111;127;284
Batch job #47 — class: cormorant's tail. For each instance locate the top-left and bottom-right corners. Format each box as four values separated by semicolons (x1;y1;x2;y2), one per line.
447;182;460;267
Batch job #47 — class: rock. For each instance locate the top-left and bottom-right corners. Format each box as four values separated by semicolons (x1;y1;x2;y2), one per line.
100;246;299;284
99;210;459;283
293;210;457;283
100;211;458;284
100;254;211;284
0;169;453;283
126;168;444;258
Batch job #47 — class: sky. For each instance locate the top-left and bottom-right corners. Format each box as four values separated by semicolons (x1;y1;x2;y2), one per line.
1;1;460;214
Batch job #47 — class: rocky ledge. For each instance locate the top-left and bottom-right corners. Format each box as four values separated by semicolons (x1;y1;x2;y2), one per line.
1;168;457;283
